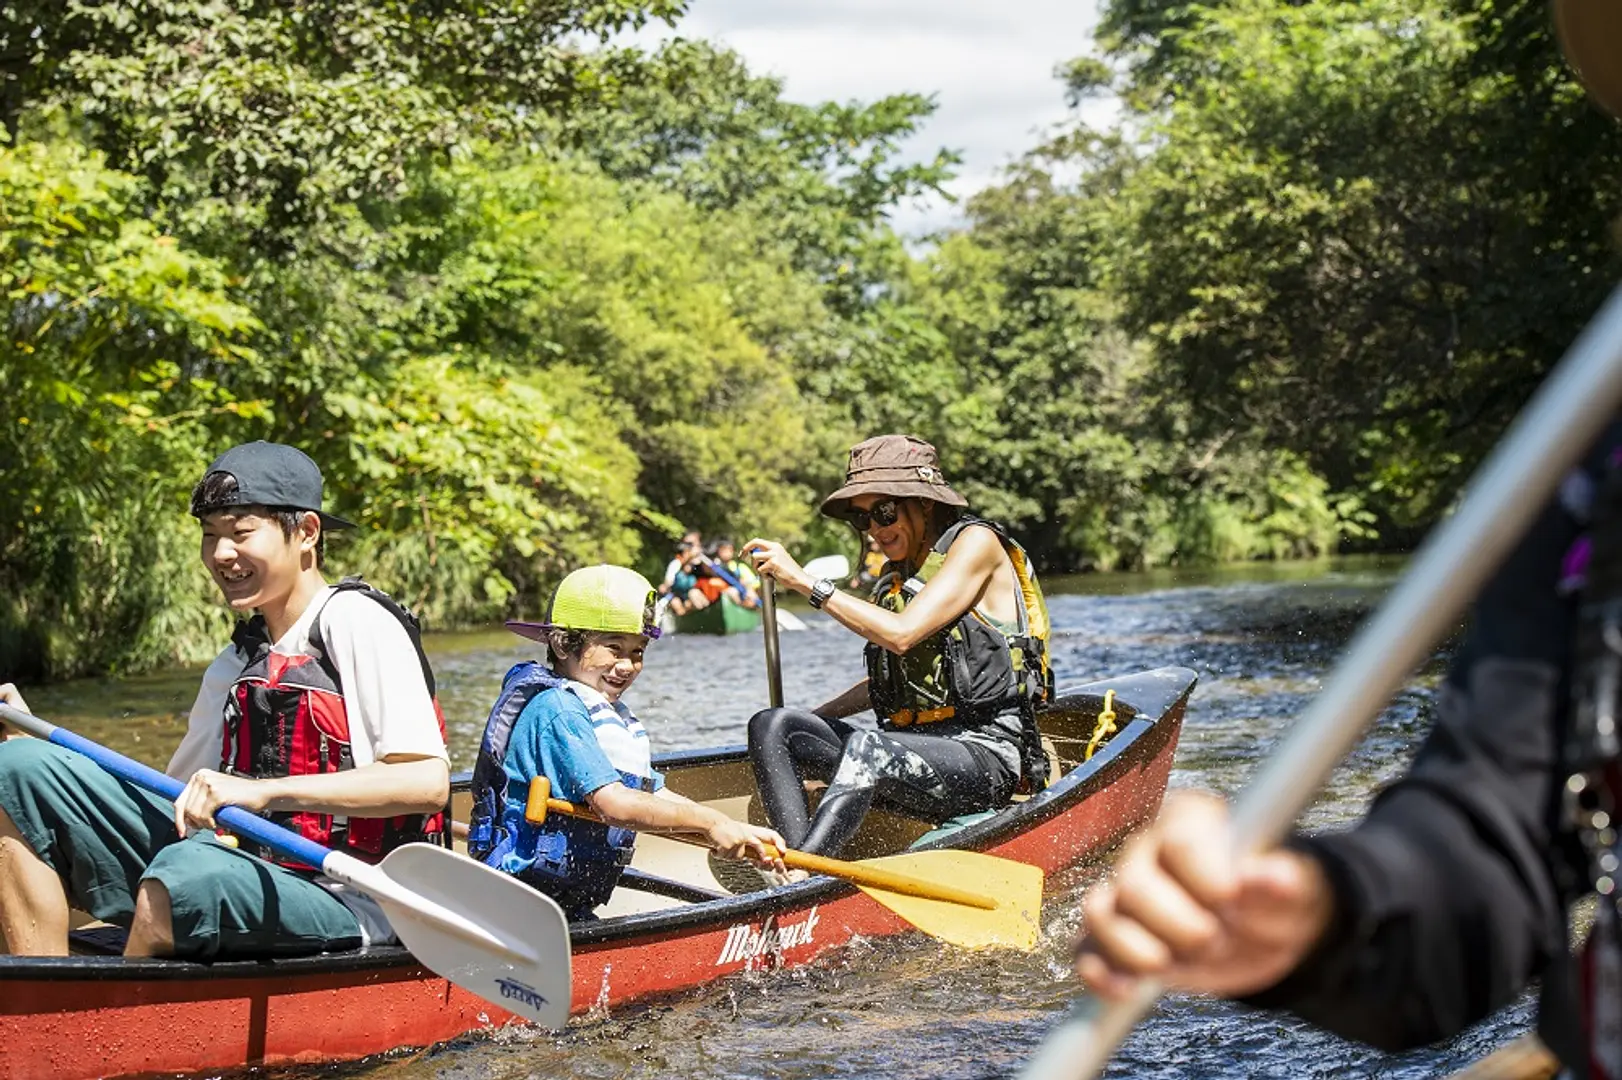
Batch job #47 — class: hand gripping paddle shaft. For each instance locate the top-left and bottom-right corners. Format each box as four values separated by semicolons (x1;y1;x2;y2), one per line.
1020;285;1622;1079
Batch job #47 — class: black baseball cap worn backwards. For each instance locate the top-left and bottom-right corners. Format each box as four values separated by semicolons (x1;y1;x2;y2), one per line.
193;441;355;531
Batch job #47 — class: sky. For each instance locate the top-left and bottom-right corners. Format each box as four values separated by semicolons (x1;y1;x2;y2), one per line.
619;1;1115;237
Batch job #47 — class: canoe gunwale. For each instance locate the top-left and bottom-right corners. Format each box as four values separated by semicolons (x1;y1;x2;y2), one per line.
0;944;416;982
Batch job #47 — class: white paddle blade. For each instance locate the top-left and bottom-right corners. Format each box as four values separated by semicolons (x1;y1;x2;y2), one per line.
803;554;851;581
377;844;573;1029
774;609;808;632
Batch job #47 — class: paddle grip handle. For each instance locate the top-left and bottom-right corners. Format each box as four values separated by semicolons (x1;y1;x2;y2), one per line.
1;705;332;870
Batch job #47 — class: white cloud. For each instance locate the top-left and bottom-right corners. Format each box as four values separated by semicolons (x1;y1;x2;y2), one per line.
619;1;1116;237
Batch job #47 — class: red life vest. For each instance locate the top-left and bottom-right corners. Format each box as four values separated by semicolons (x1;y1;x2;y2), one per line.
220;578;447;865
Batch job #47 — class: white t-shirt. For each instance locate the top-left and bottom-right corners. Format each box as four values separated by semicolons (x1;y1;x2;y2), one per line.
166;585;448;945
563;678;656;780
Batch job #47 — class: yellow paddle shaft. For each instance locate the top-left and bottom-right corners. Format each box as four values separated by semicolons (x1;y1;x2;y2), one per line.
776;846;998;910
523;778;998;911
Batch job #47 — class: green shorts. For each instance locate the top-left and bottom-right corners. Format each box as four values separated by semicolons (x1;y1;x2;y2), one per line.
0;738;362;960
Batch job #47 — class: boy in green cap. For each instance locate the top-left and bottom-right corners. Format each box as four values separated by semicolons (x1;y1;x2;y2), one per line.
466;564;785;919
0;441;449;959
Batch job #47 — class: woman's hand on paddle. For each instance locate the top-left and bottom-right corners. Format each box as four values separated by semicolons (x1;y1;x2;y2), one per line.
174;767;271;835
708;817;788;872
744;538;810;595
0;682;30;740
1074;790;1336;1000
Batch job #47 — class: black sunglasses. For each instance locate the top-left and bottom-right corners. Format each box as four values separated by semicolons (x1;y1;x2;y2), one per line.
845;498;904;532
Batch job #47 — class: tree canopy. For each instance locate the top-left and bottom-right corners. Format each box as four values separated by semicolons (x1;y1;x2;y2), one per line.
2;0;1613;678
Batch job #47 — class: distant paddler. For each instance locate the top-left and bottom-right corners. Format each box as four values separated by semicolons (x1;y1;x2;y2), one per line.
702;537;762;610
658;530;712;618
741;434;1055;872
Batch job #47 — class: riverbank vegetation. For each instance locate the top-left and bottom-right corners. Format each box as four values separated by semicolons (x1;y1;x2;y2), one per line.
3;0;1618;678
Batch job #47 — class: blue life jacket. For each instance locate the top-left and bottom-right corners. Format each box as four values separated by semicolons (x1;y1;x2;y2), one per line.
466;661;654;916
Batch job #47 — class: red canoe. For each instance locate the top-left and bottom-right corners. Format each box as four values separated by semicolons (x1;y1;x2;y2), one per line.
0;666;1194;1080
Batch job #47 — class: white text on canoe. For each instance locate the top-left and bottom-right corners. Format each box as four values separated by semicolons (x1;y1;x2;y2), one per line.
715;907;821;966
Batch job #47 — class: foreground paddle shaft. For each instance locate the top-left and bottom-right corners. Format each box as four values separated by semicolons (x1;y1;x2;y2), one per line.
524;779;997;910
0;705;573;1030
1020;284;1622;1080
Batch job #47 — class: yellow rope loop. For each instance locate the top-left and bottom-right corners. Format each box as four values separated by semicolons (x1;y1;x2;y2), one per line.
1083;689;1118;762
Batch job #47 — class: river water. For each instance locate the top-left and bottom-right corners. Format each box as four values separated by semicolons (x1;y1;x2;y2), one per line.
19;557;1535;1079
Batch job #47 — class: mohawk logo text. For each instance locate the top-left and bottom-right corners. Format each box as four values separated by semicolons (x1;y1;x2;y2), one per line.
715;907;820;966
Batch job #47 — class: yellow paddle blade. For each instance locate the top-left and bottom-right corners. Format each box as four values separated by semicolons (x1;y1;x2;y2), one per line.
851;849;1043;951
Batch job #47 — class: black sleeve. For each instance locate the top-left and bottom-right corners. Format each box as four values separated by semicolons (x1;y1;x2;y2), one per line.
1243;468;1583;1050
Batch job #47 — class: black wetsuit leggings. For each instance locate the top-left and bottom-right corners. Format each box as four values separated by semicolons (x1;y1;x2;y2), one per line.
747;707;1016;857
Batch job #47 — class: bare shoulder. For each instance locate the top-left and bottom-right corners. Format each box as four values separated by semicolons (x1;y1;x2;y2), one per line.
943;522;1007;566
940;523;1020;620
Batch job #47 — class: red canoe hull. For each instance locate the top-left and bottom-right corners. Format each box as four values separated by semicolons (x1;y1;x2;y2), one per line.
0;667;1191;1080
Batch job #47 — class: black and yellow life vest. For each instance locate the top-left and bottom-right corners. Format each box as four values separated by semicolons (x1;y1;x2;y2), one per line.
865;516;1054;789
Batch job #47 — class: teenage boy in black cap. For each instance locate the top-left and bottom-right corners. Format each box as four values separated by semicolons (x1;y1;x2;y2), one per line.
0;441;449;959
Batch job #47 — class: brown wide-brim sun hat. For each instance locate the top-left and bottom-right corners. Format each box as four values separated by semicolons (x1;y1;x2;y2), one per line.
1557;0;1622;119
819;434;968;521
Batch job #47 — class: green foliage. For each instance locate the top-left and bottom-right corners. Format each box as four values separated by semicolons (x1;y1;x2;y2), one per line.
1097;0;1622;532
561;38;958;302
882;117;1374;572
378;154;824;547
2;0;683;238
0;3;877;677
332;357;640;626
0;135;258;677
9;0;1598;682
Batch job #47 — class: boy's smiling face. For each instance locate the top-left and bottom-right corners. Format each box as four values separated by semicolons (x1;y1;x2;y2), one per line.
199;509;313;613
559;632;649;703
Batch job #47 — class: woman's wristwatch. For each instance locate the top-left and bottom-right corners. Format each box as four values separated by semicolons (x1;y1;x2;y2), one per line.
807;578;837;609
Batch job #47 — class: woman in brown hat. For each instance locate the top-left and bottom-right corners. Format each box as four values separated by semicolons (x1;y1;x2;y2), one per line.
742;435;1053;860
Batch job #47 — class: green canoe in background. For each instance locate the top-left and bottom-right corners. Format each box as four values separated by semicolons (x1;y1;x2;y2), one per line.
671;596;763;635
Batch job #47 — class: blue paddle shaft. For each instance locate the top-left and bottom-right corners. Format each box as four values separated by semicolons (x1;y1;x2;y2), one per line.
701;556;755;604
1;706;331;870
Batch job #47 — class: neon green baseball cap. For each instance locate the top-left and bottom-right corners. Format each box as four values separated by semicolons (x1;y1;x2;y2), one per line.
505;564;662;643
